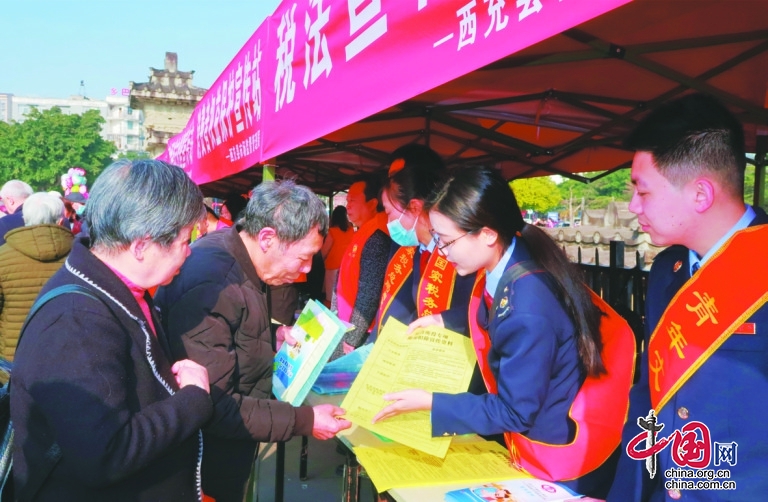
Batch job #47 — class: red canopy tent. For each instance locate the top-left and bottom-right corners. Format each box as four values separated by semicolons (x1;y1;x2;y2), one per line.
160;0;768;200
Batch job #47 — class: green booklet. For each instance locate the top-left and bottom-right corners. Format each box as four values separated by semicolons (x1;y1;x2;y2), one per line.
272;299;351;406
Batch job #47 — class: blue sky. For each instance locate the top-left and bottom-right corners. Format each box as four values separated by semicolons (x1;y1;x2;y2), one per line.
1;0;282;99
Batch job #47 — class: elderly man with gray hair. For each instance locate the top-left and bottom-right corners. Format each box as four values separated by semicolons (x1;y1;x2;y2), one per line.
0;192;73;362
0;180;34;246
11;160;213;501
156;179;352;502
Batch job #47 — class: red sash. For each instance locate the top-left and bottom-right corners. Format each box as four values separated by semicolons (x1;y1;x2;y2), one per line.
336;212;389;325
376;246;462;337
375;245;417;337
468;270;635;481
648;225;768;412
416;248;457;317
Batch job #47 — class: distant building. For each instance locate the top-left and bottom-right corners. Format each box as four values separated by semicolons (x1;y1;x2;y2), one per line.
104;95;145;153
0;94;11;122
130;52;206;158
0;92;144;155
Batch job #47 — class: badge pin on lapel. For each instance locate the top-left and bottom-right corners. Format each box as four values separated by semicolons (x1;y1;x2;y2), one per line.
497;296;510;317
673;260;682;273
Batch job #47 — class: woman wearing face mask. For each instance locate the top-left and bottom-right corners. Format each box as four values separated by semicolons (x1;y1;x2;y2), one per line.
64;192;87;235
371;144;477;344
373;166;635;498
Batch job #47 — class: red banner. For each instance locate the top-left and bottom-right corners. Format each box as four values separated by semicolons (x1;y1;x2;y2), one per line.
160;0;632;184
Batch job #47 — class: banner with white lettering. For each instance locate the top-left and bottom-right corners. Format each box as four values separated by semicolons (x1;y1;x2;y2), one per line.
160;0;632;185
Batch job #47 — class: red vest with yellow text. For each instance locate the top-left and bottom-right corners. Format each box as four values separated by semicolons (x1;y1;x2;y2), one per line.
468;268;635;481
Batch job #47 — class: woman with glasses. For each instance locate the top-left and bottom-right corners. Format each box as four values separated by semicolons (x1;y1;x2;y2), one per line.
373;166;635;498
371;144;477;345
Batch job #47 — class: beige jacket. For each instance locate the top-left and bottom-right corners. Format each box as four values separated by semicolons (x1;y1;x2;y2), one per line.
0;224;73;361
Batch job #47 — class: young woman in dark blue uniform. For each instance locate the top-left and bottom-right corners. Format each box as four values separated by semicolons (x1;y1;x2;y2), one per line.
372;144;476;341
374;166;635;498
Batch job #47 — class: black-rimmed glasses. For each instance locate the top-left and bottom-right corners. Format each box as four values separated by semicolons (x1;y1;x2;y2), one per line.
430;230;471;253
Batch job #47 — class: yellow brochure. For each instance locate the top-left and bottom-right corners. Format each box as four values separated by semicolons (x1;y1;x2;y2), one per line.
340;318;476;458
354;439;528;493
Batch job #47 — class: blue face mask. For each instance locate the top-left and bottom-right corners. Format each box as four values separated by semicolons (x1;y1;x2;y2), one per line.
75;205;85;216
387;211;419;247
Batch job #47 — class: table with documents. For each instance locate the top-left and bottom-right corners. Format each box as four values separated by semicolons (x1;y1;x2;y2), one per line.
306;391;530;502
305;320;530;502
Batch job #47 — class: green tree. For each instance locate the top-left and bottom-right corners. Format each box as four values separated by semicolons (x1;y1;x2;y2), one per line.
0;107;116;191
743;164;768;211
558;169;632;209
510;177;562;213
117;150;151;161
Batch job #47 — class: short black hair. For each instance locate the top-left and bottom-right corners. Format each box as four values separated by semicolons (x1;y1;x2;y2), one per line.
350;173;385;211
385;144;445;208
353;173;384;203
625;93;746;197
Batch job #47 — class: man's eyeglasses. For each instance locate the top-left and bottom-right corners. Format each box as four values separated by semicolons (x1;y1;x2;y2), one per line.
430;230;471;253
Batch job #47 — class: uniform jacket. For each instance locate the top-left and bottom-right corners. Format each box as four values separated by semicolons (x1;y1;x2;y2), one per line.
410;246;476;333
608;208;768;502
10;236;212;502
0;224;73;361
374;244;475;339
431;240;583;444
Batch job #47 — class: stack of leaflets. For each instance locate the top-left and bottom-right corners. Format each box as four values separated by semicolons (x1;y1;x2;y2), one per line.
311;343;372;395
272;299;351;405
444;479;579;502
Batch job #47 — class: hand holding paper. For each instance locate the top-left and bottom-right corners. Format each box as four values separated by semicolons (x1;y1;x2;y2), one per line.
372;389;433;423
275;325;297;351
272;299;352;405
406;313;444;334
340;318;476;458
311;403;351;439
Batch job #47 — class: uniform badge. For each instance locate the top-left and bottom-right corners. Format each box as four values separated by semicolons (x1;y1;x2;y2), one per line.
673;260;682;273
497;296;510;318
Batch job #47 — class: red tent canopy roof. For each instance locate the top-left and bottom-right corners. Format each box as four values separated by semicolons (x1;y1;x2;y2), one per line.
191;0;768;197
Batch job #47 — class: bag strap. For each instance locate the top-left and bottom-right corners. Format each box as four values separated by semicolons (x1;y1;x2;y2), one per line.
18;284;102;350
9;284;103;500
489;260;543;319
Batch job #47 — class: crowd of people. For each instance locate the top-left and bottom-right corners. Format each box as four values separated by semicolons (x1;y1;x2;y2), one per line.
0;92;764;501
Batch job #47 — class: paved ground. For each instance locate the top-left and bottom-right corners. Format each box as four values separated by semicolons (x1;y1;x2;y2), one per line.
251;434;376;502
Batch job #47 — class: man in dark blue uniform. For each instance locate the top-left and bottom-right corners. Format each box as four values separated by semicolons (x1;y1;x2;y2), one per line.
608;94;768;501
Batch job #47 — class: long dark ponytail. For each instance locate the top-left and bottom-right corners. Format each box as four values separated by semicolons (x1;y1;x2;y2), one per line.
430;166;605;376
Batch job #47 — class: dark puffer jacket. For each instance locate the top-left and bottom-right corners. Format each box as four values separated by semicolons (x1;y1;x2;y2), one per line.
0;224;73;361
155;226;314;501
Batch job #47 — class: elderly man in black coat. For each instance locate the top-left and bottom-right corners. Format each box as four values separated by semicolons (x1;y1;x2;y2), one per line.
156;180;352;502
